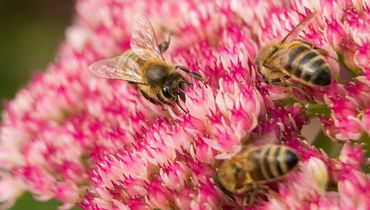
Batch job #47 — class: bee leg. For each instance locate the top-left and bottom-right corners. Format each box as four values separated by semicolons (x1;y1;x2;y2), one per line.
156;92;178;109
284;79;314;100
179;76;194;89
178;91;186;102
284;77;300;88
175;99;188;113
156;91;187;113
156;92;173;106
264;186;279;200
243;184;269;206
255;184;269;196
175;65;203;81
270;78;289;87
139;89;162;105
243;185;258;206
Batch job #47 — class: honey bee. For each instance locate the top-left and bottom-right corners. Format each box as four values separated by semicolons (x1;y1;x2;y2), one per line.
256;11;332;87
89;14;202;112
217;144;299;204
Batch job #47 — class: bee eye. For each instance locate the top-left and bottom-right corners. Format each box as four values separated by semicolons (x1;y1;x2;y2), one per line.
162;86;172;98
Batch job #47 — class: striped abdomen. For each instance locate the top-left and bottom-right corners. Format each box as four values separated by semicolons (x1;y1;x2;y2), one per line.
280;41;331;86
248;145;298;183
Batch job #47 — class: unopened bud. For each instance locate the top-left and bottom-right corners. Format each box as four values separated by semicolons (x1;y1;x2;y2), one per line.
307;157;329;194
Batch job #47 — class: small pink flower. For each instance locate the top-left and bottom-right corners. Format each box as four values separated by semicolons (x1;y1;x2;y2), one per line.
1;0;370;209
339;143;365;169
324;95;363;140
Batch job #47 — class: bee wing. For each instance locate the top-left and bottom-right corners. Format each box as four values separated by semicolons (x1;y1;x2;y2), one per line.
89;54;145;84
130;14;163;60
282;11;318;43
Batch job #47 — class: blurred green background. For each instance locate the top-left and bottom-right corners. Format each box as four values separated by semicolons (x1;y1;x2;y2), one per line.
0;0;75;209
0;0;74;105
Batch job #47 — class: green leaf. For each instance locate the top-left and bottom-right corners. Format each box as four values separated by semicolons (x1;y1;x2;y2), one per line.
313;131;343;158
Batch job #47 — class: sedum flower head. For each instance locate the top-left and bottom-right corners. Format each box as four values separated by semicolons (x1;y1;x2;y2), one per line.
1;0;370;209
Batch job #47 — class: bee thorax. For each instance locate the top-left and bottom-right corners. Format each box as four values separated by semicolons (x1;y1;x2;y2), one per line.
144;63;172;86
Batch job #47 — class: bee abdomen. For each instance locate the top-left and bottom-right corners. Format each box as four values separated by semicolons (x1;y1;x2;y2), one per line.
284;45;331;86
284;45;311;75
250;145;298;182
311;64;331;86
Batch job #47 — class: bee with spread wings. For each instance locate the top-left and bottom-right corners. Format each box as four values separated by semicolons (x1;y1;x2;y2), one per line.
89;14;202;112
256;11;332;88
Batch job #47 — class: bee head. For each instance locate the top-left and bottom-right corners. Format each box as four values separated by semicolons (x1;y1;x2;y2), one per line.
162;73;188;102
217;158;251;194
256;41;280;71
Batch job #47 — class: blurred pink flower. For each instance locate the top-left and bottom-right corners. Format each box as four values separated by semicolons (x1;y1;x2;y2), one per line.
1;0;370;209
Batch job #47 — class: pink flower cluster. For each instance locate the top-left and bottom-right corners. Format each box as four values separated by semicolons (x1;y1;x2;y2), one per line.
1;0;370;209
